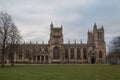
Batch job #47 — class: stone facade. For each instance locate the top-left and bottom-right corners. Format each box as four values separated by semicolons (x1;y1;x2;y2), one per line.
3;22;106;64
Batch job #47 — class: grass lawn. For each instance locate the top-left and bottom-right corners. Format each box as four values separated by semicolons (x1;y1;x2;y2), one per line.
0;64;120;80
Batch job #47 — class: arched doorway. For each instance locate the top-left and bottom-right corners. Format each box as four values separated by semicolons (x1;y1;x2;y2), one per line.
53;46;60;59
45;56;48;63
37;56;40;63
91;57;96;64
41;55;44;64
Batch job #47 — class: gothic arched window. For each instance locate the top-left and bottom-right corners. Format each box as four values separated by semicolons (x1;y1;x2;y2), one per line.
70;48;74;59
83;48;87;59
65;48;68;59
77;48;81;59
53;46;60;59
99;50;102;58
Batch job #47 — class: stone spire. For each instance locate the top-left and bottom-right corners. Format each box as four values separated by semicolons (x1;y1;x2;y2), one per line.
81;39;82;44
102;25;104;30
36;41;38;44
50;21;53;28
74;40;76;44
24;41;25;44
61;24;63;28
68;40;70;44
42;41;44;44
93;22;97;29
30;41;32;44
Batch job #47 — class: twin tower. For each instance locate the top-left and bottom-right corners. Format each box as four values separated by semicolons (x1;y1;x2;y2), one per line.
48;22;106;64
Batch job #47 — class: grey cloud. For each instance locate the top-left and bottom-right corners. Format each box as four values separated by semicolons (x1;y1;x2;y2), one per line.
0;0;120;53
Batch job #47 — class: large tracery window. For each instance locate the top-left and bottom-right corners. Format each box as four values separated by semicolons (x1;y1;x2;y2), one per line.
70;48;74;59
98;31;102;40
83;48;87;59
99;50;103;58
65;48;68;59
77;48;81;59
53;46;60;59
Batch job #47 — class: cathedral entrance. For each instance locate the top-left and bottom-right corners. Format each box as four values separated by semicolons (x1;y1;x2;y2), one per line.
91;57;96;64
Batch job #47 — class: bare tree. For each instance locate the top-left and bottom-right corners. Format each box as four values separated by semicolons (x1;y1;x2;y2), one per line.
0;11;21;67
108;36;120;64
9;23;21;66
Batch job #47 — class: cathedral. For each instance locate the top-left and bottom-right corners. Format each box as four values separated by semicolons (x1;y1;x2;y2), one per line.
12;22;106;64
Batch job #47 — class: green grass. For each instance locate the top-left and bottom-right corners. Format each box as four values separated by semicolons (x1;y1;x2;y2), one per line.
0;64;120;80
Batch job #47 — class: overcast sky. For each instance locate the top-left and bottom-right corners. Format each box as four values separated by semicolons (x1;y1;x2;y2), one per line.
0;0;120;51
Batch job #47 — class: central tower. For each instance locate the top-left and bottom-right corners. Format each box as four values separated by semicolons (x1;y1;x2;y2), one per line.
49;22;63;63
49;22;63;45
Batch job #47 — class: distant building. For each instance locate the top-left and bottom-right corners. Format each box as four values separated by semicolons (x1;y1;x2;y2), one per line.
1;22;106;64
